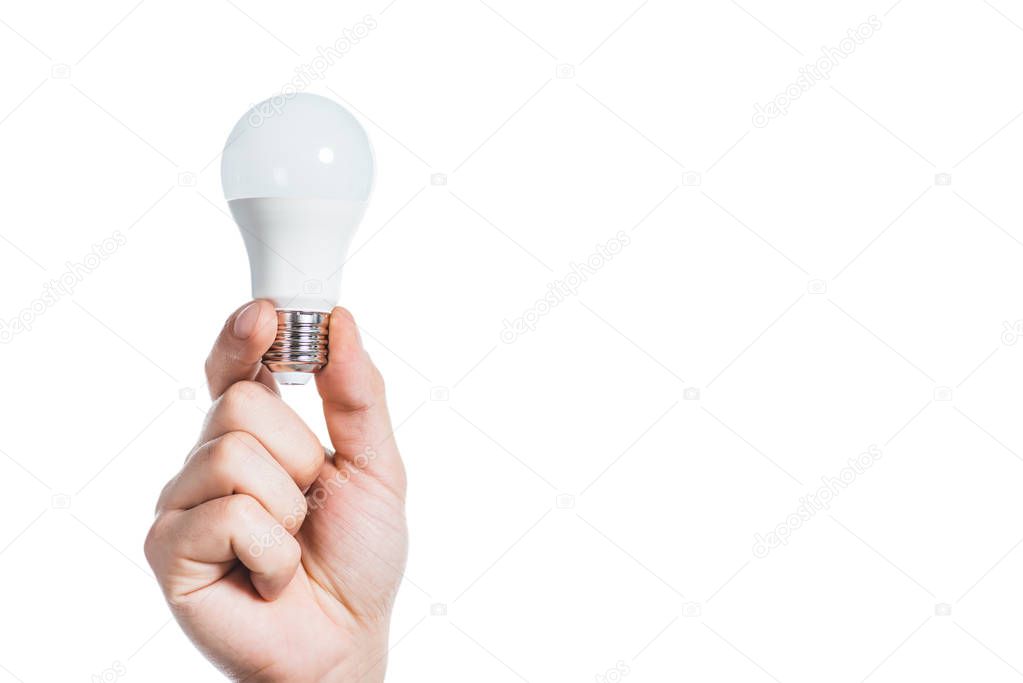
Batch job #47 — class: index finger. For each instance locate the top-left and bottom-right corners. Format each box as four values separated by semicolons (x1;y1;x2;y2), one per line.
205;300;279;399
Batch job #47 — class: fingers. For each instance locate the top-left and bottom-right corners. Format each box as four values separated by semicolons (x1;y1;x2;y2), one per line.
157;431;308;533
205;300;279;399
145;494;302;601
149;383;318;603
316;307;406;494
200;380;324;491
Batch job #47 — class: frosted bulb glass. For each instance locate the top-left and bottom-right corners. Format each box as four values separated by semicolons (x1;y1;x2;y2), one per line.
222;93;373;202
221;93;374;384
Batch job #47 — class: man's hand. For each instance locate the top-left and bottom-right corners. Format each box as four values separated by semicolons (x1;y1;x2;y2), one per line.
145;301;408;682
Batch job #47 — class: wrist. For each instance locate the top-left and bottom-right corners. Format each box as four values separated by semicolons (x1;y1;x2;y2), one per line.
238;624;391;683
320;626;391;683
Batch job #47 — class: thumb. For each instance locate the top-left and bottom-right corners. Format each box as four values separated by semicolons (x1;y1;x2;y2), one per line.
315;307;405;494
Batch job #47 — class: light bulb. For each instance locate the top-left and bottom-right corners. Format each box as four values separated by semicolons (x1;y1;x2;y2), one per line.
221;93;374;385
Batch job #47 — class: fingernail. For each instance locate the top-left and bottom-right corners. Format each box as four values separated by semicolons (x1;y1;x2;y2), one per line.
233;302;260;339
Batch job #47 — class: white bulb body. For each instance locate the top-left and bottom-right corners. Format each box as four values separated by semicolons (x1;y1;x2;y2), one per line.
228;197;365;312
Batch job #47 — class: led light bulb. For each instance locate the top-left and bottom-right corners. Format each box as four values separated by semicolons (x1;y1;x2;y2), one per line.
221;93;374;385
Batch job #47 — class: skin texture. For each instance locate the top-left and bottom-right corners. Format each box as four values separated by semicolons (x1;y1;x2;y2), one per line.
144;301;408;682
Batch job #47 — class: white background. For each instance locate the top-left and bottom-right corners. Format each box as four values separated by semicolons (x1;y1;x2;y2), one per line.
2;1;1023;681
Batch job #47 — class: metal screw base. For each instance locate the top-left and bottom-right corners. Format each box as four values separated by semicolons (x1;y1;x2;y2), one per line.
262;310;330;375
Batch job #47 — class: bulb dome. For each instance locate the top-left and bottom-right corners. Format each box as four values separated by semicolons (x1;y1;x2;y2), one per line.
221;93;374;202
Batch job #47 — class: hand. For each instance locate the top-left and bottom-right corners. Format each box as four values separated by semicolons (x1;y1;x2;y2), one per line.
145;301;408;682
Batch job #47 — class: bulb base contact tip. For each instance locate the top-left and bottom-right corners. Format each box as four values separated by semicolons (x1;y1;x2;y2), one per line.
263;310;330;380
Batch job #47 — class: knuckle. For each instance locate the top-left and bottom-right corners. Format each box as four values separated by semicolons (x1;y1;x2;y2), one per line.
224;493;264;524
202;433;255;479
143;514;171;568
143;525;158;566
154;476;177;515
221;430;263;463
